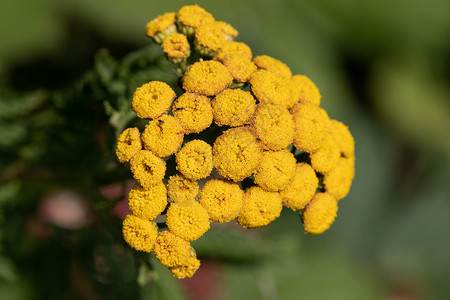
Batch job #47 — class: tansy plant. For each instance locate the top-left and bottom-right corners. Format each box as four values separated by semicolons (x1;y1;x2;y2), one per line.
116;4;355;279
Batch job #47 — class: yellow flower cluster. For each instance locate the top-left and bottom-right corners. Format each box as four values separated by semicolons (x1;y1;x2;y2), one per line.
116;5;356;279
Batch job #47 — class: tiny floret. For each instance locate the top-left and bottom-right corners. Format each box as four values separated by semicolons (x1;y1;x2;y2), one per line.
130;150;166;189
154;230;191;267
161;33;190;63
310;134;340;173
128;182;167;220
302;193;338;235
167;174;199;204
116;127;142;163
173;92;213;134
214;41;253;61
122;215;158;252
280;163;318;210
253;55;292;79
141;115;184;158
195;22;228;56
211;88;256;127
145;12;177;43
328;119;355;158
250;70;292;108
176;140;213;181
182;60;233;96
253;149;296;192
166;200;210;241
221;54;257;83
323;156;355;200
177;5;215;35
131;81;175;119
291;75;321;107
170;254;201;279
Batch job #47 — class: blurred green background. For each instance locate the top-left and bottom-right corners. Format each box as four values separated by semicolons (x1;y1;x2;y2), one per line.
1;0;450;299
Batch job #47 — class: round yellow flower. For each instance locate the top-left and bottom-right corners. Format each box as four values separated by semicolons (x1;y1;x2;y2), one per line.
170;254;201;279
161;32;190;63
122;214;158;252
253;55;292;79
215;21;238;41
116;127;142;163
154;230;191;267
173;92;213;134
214;41;253;61
328;119;355;158
236;186;282;228
182;60;233;96
177;5;215;35
195;22;228;56
221;54;257;83
141;115;184;158
310;134;340;173
291;75;321;107
128;182;167;220
131;81;176;119
176;140;213;180
166;200;210;241
130;150;166;189
323;156;355;200
211;89;256;127
212;127;262;181
302;193;338;235
198;179;244;223
167;174;199;204
280;163;318;210
251;103;294;150
145;12;177;43
291;102;329;153
250;70;292;108
254;149;296;192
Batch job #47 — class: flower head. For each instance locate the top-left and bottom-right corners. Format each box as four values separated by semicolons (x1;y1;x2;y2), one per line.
302;193;338;235
291;75;321;106
116;127;142;163
328;119;355;158
166;200;210;241
170;253;201;279
195;22;228;56
182;60;233;96
211;88;256;127
130;150;166;189
141;115;184;158
214;41;253;61
131;81;176;119
253;149;296;192
128;182;167;220
177;5;215;35
122;214;158;252
253;55;292;79
154;230;191;267
280;163;318;210
221;54;257;83
167;174;199;204
310;133;340;173
250;70;292;108
145;12;177;43
236;186;282;228
161;32;190;63
323;156;355;200
198;179;244;223
176;140;213;181
173;92;213;134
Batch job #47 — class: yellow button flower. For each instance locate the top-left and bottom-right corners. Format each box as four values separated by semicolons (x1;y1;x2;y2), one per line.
154;230;191;267
145;12;177;43
177;5;215;35
250;70;292;108
253;55;292;79
167;174;199;204
141;115;184;158
176;140;213;180
291;102;329;153
131;81;176;119
128;182;167;220
122;214;158;252
236;186;282;228
253;149;296;192
323;156;355;200
211;88;256;127
170;254;201;279
221;54;257;83
280;163;318;210
198;179;244;223
251;103;294;150
195;22;228;56
166;200;210;241
212;127;262;181
302;193;338;235
328;119;355;158
310;133;340;173
130;150;166;189
173;92;213;134
161;32;190;63
182;60;233;96
214;41;253;61
215;21;238;41
291;74;321;107
116;127;142;163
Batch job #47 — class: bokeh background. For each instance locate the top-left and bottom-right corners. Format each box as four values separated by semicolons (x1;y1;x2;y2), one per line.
1;0;450;299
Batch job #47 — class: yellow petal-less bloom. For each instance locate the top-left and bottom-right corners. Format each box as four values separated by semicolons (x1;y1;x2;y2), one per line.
177;5;215;35
323;156;355;200
251;103;294;150
170;254;201;279
215;21;238;41
253;55;292;79
221;54;257;83
161;33;190;63
291;102;329;153
167;174;199;204
141;115;184;158
236;186;282;228
280;163;318;210
254;149;296;192
328;119;355;158
214;41;253;61
212;127;262;181
176;140;213;180
116;127;142;163
131;81;176;119
211;88;256;127
166;200;210;241
310;133;340;174
128;182;167;220
302;193;338;235
291;75;321;107
195;22;228;56
182;60;233;96
250;70;292;108
198;179;244;223
145;12;177;43
130;150;166;189
173;92;213;134
154;230;191;267
122;214;158;252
